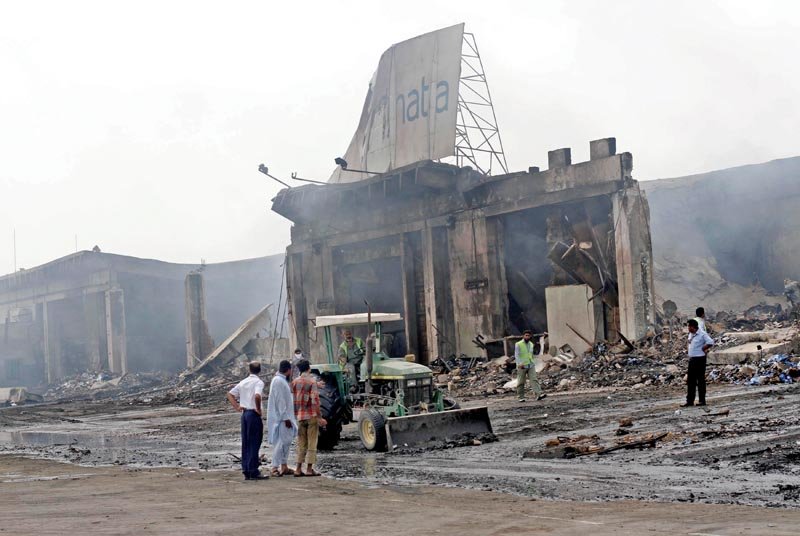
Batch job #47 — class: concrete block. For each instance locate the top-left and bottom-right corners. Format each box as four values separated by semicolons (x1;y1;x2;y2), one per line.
545;284;602;356
709;341;792;365
590;138;616;160
723;331;778;343
0;387;43;405
548;148;571;169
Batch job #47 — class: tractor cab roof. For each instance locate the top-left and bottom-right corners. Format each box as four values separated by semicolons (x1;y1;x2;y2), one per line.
313;313;403;328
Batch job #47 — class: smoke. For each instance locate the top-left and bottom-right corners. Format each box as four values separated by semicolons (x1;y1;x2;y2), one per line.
643;157;800;311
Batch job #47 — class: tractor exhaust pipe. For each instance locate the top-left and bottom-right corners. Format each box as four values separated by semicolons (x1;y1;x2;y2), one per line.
365;300;373;395
365;334;374;395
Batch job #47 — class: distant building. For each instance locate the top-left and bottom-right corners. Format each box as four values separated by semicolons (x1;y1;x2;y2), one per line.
0;251;283;387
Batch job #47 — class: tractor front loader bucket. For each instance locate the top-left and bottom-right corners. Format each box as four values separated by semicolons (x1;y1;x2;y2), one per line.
384;406;493;451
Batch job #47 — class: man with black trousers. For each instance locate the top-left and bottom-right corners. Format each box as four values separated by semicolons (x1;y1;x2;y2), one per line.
683;319;714;407
227;361;267;480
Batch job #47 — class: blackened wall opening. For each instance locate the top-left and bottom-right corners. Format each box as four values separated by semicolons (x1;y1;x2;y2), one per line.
502;208;552;335
332;238;407;356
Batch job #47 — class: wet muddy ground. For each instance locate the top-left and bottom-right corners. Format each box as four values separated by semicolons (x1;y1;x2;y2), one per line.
4;455;797;535
1;382;799;509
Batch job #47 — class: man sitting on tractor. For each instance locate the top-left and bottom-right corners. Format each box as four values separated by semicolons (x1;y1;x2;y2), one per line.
338;329;365;382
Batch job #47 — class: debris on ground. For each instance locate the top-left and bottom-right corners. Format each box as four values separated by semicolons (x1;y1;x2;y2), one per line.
43;371;174;401
618;417;634;427
434;316;800;398
431;356;515;397
39;357;276;408
0;387;44;406
525;431;669;459
186;304;273;377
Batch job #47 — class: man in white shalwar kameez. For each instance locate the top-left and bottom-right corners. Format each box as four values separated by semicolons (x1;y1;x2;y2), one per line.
267;360;297;476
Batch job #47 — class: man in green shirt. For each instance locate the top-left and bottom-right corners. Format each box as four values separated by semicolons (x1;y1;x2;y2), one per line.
338;330;365;382
515;330;546;402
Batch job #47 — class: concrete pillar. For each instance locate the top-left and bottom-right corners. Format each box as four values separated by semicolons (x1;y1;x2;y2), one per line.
184;272;215;367
590;137;616;160
422;225;457;361
83;292;106;371
447;212;508;356
304;243;336;360
285;252;306;356
105;288;128;374
42;300;51;382
612;185;657;340
421;226;440;361
548;148;571;169
42;300;62;384
400;233;419;361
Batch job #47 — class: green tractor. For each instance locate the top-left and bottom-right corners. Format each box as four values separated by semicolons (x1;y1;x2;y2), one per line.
310;312;493;451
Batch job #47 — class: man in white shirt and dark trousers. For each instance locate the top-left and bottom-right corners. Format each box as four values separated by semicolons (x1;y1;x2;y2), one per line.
694;307;707;333
683;319;714;407
226;361;267;480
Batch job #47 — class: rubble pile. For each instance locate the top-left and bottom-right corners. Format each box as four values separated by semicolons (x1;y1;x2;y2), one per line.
39;357;276;408
435;317;800;397
125;361;278;408
713;354;800;386
126;375;231;407
433;344;696;397
541;342;798;392
43;371;174;400
432;356;515;397
712;309;793;332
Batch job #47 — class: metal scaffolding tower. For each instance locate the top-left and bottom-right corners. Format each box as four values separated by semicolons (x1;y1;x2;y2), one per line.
453;32;509;175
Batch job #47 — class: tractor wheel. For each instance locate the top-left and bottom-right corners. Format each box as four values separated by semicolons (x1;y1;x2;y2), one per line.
358;408;388;451
316;374;344;451
443;397;461;410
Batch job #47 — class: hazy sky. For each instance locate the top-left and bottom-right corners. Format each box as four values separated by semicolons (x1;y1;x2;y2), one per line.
2;0;798;271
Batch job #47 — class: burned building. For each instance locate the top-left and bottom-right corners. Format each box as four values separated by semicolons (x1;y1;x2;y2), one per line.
0;251;283;388
272;138;656;364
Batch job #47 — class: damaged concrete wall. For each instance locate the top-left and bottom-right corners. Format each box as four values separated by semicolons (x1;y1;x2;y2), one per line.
447;213;508;356
275;137;657;362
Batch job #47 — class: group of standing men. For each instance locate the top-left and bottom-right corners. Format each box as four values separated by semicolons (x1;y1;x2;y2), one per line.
226;356;327;481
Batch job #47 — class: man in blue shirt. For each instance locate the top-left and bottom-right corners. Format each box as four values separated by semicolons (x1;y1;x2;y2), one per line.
683;319;715;407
